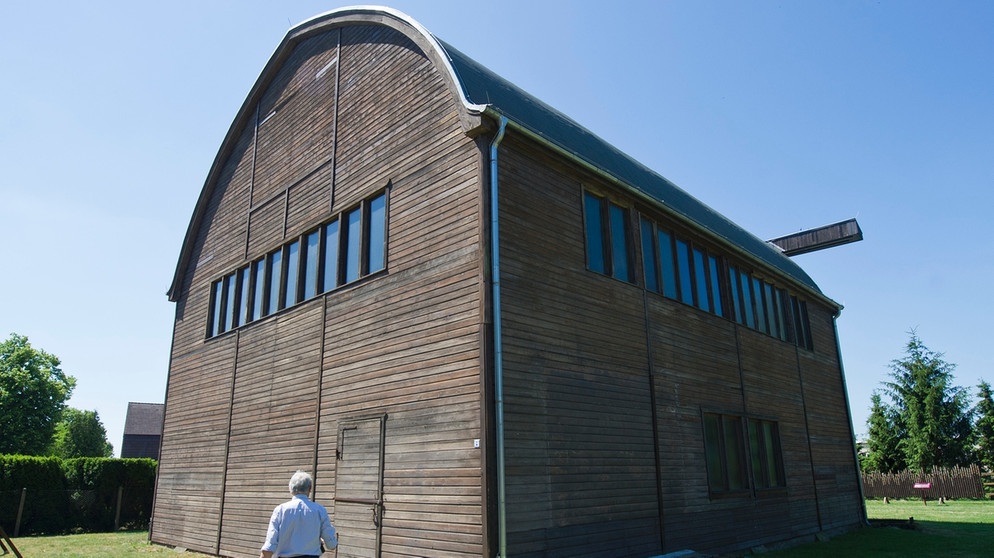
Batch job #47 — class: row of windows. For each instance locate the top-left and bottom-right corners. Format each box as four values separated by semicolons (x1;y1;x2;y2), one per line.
583;191;814;350
208;192;387;338
703;412;786;496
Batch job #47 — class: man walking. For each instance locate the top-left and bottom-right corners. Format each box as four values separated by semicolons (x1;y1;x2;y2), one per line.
260;470;337;558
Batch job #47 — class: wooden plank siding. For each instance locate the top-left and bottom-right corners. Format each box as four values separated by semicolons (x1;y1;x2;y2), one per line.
218;305;325;557
493;133;862;556
155;21;488;558
497;140;662;557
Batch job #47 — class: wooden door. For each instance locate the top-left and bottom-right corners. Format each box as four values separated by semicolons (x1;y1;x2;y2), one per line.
334;414;386;558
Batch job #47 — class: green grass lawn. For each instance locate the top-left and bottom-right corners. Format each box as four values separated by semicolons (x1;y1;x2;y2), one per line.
766;499;994;558
6;500;992;557
7;531;213;558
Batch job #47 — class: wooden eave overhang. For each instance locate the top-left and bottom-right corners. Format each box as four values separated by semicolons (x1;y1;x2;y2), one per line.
168;5;837;310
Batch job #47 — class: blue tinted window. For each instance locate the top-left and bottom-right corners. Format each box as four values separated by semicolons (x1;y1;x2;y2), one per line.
798;299;812;349
609;203;630;281
764;282;778;338
211;280;223;336
740;270;755;328
345;207;362;283
658;230;677;299
640;218;658;292
583;192;605;274
303;231;320;300
676;240;693;305
775;288;788;341
709;255;723;317
693;247;709;312
239;267;251;325
224;273;237;331
268;249;282;312
368;194;386;273
324;219;340;291
728;266;742;323
285;241;300;307
753;277;767;333
253;259;266;319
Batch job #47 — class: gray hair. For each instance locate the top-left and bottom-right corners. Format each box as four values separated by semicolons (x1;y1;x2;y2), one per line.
289;470;313;495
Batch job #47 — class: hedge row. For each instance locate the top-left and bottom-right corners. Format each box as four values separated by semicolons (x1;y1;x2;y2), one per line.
0;455;156;535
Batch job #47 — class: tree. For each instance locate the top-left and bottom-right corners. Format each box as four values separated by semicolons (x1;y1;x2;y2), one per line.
0;333;77;455
975;380;994;472
862;392;906;473
49;407;114;458
882;331;974;470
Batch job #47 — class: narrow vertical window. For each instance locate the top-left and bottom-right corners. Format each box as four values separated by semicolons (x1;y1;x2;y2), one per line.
608;204;630;281
798;299;812;349
303;230;320;300
708;255;723;317
368;193;386;273
224;273;238;331
740;270;755;328
583;192;606;274
762;421;785;488
676;239;693;305
210;280;224;337
658;229;677;299
722;415;747;491
693;247;710;312
703;414;724;491
239;267;251;326
268;248;283;312
253;258;267;319
749;419;785;489
324;219;340;291
285;240;300;308
345;206;362;283
728;265;743;323
640;218;658;293
752;277;767;334
764;282;778;338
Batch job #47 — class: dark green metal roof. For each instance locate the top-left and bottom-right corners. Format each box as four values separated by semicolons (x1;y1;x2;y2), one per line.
439;40;823;296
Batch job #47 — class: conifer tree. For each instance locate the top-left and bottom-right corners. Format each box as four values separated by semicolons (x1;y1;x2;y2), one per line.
863;392;905;473
975;380;994;472
883;331;974;470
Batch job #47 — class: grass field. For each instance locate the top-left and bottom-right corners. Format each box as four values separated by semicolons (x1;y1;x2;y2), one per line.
6;531;212;558
765;499;994;558
6;499;992;557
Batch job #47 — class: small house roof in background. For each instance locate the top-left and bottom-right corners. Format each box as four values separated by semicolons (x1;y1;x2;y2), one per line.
124;402;164;436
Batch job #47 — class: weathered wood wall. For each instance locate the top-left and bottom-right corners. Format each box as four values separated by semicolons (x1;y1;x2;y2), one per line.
495;133;863;556
155;22;487;558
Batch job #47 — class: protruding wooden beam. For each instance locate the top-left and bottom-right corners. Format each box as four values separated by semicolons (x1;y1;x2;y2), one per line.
768;218;863;257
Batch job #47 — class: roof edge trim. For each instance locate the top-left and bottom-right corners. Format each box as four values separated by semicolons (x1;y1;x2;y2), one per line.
299;5;488;114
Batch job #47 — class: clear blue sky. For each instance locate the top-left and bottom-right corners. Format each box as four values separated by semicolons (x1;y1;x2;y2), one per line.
2;1;991;455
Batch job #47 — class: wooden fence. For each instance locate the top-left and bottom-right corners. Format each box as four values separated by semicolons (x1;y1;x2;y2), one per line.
861;464;987;500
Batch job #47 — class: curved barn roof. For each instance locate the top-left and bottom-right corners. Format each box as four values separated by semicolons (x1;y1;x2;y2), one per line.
169;5;827;303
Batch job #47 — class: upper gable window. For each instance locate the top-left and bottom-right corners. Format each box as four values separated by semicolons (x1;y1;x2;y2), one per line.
583;191;632;282
641;217;725;317
207;191;388;338
640;212;813;350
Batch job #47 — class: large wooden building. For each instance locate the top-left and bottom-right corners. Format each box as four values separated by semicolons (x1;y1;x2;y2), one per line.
153;7;865;557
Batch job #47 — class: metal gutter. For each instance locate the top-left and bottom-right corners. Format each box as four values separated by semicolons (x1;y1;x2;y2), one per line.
488;115;509;558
